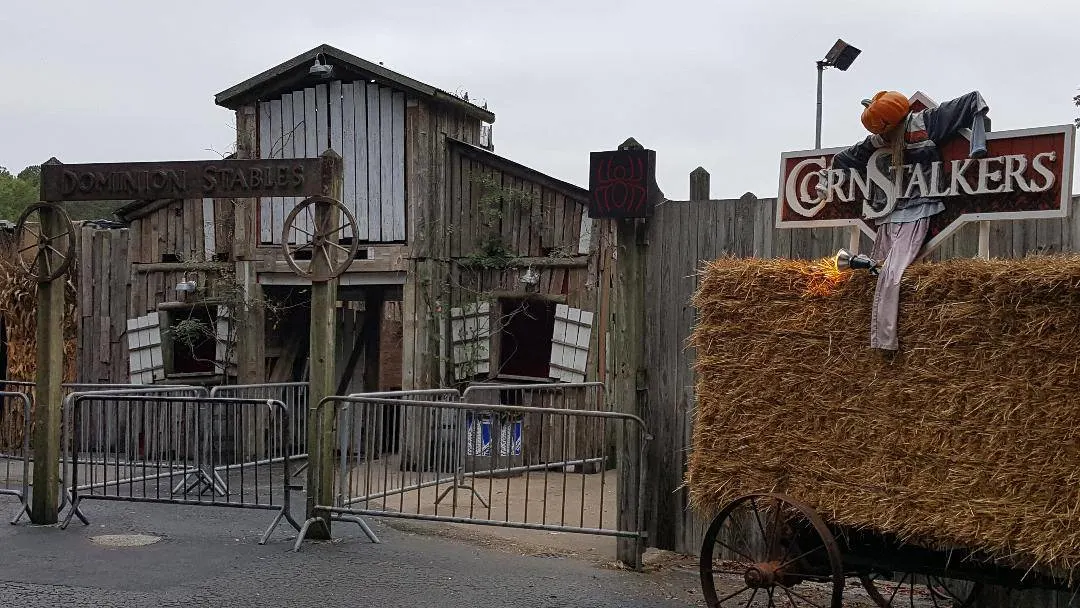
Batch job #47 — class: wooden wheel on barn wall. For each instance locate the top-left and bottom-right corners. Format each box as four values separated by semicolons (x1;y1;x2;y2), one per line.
699;493;845;608
14;202;76;282
280;195;360;281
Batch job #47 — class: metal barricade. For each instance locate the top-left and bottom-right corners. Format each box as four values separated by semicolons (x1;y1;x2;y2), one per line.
0;381;203;523
461;381;607;411
60;395;302;544
296;395;649;559
0;391;32;523
461;382;609;474
210;383;309;459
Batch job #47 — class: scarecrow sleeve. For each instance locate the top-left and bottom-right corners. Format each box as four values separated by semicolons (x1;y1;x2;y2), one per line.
830;136;877;170
923;91;990;146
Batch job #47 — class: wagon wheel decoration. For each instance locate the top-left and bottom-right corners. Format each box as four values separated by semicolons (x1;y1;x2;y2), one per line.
281;195;360;281
859;572;981;607
699;493;845;608
14;202;76;282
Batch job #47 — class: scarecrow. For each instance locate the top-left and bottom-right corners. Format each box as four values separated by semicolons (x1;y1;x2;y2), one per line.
827;90;990;350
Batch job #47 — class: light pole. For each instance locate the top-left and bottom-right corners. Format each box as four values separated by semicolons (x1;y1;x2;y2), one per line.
815;39;861;149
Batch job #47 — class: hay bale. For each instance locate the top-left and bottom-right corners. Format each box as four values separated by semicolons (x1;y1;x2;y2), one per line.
687;254;1080;574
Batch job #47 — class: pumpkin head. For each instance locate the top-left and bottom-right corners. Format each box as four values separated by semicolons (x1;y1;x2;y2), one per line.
860;91;910;135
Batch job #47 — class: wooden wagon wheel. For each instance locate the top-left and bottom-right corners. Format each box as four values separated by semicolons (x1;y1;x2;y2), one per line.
14;202;76;282
859;572;981;607
699;493;844;608
281;195;360;281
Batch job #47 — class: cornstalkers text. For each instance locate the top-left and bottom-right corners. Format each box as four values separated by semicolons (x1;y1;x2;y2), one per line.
785;150;1058;219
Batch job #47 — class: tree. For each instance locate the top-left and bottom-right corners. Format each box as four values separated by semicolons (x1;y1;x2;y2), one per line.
0;164;126;222
0;166;39;221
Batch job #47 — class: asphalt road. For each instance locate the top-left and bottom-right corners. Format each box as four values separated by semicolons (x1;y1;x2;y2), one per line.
0;500;701;607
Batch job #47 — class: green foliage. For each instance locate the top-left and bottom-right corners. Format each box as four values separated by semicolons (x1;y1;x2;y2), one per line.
463;234;519;269
0;164;125;221
472;173;536;229
170;316;214;349
463;172;539;268
0;166;38;221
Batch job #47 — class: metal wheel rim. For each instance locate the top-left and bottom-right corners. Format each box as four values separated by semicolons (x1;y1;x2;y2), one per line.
280;195;360;280
859;572;980;607
14;202;76;282
699;493;845;608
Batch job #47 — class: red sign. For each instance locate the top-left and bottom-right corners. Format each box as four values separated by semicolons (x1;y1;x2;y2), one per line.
588;149;658;219
777;92;1076;253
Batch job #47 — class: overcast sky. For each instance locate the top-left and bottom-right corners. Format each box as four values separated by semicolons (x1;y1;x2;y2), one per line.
3;0;1078;200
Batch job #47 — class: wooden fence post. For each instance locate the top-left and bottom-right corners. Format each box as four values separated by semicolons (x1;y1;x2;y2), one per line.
31;204;65;524
690;167;710;201
304;150;343;538
611;139;649;570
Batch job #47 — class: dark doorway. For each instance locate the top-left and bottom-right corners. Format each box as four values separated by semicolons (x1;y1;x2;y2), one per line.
497;298;556;379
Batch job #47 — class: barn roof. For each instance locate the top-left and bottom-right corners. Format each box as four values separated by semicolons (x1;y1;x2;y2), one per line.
214;44;495;123
447;138;589;202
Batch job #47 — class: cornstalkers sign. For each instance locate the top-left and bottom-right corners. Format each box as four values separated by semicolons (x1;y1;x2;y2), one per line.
40;158;325;202
777;92;1075;252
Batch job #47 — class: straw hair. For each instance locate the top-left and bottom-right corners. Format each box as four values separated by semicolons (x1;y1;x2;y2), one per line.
687;255;1080;575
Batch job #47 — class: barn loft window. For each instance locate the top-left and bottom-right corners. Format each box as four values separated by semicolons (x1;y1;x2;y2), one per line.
450;300;595;384
163;306;219;375
497;297;556;381
128;305;234;382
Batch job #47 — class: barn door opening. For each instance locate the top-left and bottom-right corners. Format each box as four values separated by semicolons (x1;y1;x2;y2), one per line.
497;297;557;381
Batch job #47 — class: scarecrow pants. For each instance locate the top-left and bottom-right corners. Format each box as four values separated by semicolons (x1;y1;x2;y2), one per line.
870;219;929;351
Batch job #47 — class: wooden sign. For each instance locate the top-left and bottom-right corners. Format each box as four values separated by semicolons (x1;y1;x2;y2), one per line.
588;149;658;219
776;91;1076;253
40;158;326;202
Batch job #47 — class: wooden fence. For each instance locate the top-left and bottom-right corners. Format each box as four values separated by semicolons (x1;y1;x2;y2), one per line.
643;171;1080;557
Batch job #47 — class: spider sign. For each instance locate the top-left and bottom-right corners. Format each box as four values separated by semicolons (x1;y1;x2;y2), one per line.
588;149;658;219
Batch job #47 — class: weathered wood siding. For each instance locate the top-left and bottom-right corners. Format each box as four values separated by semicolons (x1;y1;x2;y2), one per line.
125;198;232;317
257;81;407;244
400;103;487;390
75;225;131;384
126;198;229;265
402;131;604;389
644;192;1080;557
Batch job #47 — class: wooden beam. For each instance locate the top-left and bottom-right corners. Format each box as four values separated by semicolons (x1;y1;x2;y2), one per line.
453;256;590;269
31;203;66;524
305;150;343;539
133;262;228;273
612;215;646;570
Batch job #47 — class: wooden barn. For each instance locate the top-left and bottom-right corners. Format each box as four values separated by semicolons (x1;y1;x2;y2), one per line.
66;43;609;395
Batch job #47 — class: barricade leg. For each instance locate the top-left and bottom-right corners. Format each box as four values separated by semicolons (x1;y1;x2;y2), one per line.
9;501;31;525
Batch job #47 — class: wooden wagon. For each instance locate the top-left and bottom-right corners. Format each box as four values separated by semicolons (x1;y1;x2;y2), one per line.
698;492;1076;607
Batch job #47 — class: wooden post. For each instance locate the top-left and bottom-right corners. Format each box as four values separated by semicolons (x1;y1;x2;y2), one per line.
613;216;646;570
31;204;65;524
978;220;991;259
689;167;710;201
609;139;649;570
305;150;343;538
848;225;861;255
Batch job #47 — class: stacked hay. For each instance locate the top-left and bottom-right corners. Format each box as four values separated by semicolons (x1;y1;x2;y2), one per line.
0;242;78;452
688;255;1080;574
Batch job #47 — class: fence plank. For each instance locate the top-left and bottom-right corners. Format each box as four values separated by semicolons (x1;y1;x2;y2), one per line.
352;82;369;241
366;83;382;242
392;91;406;242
